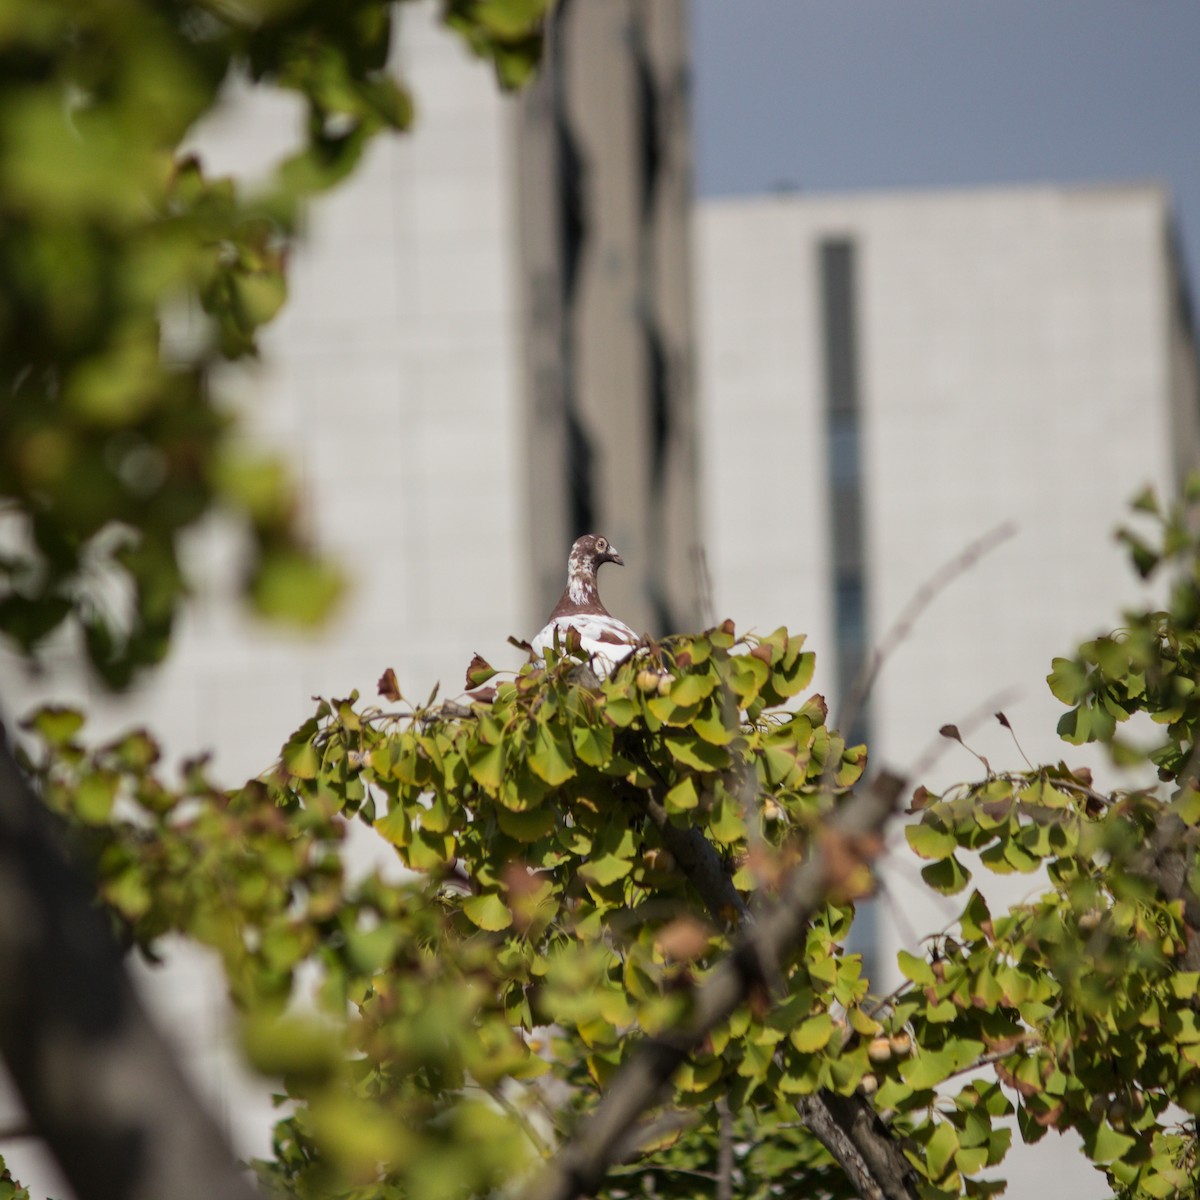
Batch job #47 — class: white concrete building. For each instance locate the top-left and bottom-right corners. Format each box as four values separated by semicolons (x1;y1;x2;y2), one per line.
699;182;1198;783
697;182;1199;1200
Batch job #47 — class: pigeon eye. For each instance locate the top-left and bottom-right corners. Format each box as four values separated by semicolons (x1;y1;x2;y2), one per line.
596;538;607;553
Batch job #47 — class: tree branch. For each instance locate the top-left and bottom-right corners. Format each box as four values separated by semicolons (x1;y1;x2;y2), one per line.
524;772;906;1200
0;730;261;1200
647;775;920;1200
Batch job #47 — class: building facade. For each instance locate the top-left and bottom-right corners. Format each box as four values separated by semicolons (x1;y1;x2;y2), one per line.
697;182;1199;1199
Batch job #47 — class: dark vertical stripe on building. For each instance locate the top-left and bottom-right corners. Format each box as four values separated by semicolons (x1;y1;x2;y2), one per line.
819;237;877;974
819;238;870;746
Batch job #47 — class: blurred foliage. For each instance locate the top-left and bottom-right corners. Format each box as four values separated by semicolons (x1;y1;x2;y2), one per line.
0;0;552;686
19;484;1200;1200
0;1154;31;1200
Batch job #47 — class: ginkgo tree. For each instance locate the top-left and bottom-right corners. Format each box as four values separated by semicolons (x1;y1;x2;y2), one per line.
13;482;1200;1200
5;1;1200;1198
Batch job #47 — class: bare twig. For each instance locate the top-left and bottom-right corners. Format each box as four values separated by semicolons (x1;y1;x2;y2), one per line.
837;522;1018;737
692;544;716;631
715;1096;733;1200
905;688;1022;784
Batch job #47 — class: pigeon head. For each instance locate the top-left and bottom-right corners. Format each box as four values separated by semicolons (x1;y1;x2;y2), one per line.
570;533;623;573
565;534;623;606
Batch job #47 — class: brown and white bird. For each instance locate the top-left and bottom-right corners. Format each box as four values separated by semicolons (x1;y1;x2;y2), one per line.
531;533;639;673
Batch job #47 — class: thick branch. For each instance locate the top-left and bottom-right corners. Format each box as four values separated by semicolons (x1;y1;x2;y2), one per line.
644;793;748;926
526;772;905;1200
648;780;919;1200
0;731;261;1200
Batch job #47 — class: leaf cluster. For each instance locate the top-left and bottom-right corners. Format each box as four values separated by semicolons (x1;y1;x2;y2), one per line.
0;0;551;683
22;624;887;1199
18;486;1200;1200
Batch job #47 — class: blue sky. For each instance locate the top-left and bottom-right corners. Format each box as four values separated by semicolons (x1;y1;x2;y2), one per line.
692;0;1200;304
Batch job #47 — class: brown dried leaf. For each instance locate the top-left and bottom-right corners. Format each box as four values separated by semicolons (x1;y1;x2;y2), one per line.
465;652;496;688
377;667;402;702
1033;1101;1065;1128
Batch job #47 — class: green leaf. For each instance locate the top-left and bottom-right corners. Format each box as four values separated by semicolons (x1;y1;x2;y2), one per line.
250;547;343;627
1047;657;1088;706
925;1121;960;1180
1085;1120;1137;1164
283;738;320;779
772;650;816;697
693;702;736;745
462;892;513;931
727;654;770;702
468;741;505;794
664;776;699;814
529;723;575;786
959;890;993;940
572;722;613;767
496;805;557;842
921;854;972;894
789;1013;835;1052
75;772;116;823
905;820;957;861
899;1047;958;1090
375;802;411;848
602;694;637;727
578;854;634;887
242;1014;341;1083
23;705;84;748
669;672;716;707
406;826;455;870
707;798;746;843
665;736;731;772
897;949;935;985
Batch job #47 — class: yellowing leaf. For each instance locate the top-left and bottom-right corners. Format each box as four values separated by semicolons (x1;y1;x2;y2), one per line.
529;724;575;786
789;1012;835;1053
283;739;320;779
578;854;634;887
665;776;699;814
467;741;505;794
462;892;513;932
905;820;957;861
897;949;935;985
925;1121;960;1180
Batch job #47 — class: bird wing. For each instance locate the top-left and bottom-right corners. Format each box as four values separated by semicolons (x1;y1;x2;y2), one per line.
531;613;639;669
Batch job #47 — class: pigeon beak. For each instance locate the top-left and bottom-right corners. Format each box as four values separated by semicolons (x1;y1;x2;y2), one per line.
607;549;624;567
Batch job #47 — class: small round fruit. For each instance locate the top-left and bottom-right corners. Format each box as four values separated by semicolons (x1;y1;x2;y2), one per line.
867;1037;893;1063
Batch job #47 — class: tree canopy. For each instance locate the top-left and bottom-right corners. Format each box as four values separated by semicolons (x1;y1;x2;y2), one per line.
0;0;549;685
9;484;1200;1200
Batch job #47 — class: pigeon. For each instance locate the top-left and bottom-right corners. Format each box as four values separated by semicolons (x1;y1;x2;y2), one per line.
531;533;639;673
